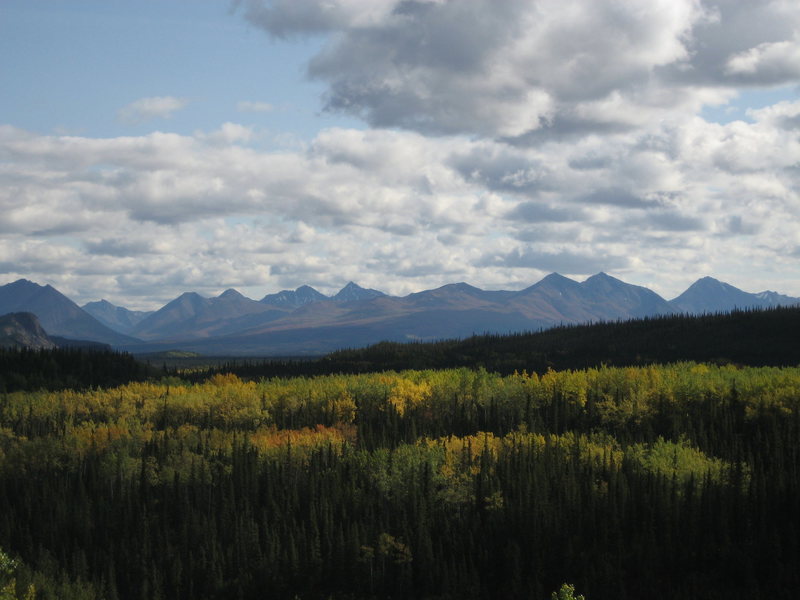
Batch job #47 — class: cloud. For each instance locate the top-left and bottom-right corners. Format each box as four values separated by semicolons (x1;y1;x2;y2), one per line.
84;237;164;257
480;248;631;275
117;96;189;124
568;153;614;171
627;210;707;232
199;122;255;144
506;202;582;224
725;39;800;83
237;100;275;113
577;188;649;208
449;144;552;195
237;0;800;143
3;102;800;304
234;0;395;37
6;1;800;308
720;215;760;236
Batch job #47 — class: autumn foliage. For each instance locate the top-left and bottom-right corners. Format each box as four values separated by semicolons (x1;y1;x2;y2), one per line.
0;363;798;598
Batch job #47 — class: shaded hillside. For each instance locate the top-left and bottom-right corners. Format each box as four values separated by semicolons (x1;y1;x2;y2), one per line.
201;306;800;380
321;306;800;374
0;312;56;349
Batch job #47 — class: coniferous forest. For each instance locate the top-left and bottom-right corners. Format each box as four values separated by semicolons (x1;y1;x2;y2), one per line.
1;355;799;598
0;347;154;394
191;306;800;381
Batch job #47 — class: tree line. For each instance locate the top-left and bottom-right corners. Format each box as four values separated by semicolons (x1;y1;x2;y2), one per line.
0;347;155;393
193;306;800;381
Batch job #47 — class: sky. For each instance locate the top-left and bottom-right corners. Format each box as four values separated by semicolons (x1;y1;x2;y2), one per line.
1;0;799;310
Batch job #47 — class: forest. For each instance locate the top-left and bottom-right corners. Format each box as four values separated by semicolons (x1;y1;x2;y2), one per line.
192;306;800;380
0;347;154;394
1;358;799;598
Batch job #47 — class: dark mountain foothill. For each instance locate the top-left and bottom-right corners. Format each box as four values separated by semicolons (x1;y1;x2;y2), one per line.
0;312;56;349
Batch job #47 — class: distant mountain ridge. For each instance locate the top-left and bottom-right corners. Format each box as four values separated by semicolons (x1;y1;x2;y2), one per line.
0;280;138;346
333;282;386;303
261;285;329;308
116;273;800;355
82;300;153;335
670;276;799;314
1;275;797;356
131;289;288;341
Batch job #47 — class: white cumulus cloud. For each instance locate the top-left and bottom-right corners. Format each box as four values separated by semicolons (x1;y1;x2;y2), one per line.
117;96;189;124
238;0;800;143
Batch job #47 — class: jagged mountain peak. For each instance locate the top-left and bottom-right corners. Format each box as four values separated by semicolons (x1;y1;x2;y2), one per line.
86;299;116;308
6;279;58;293
527;272;581;291
541;272;571;282
81;299;153;335
583;272;623;286
688;276;730;289
336;281;362;295
296;284;325;296
147;292;207;314
333;282;385;303
754;290;799;306
409;282;484;299
218;288;245;300
130;285;274;342
439;282;482;293
674;276;744;297
261;285;327;308
82;299;118;314
171;292;206;307
5;279;53;299
668;276;788;314
582;272;624;294
8;278;35;287
582;272;662;296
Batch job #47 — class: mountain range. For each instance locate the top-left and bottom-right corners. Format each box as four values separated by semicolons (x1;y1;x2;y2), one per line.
0;280;137;346
0;274;797;355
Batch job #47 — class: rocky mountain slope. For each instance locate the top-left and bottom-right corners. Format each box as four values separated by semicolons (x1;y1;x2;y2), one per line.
0;312;56;349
